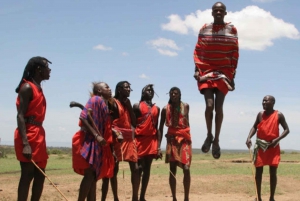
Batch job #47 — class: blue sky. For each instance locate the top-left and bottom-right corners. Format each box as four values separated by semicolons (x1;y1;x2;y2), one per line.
1;0;299;150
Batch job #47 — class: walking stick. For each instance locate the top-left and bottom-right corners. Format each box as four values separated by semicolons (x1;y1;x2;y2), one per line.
31;160;69;201
248;148;259;201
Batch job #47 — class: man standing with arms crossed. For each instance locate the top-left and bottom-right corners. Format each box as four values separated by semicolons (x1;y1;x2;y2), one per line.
246;95;290;201
194;2;239;159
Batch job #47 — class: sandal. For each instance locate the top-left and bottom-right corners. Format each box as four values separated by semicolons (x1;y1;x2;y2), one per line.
201;135;213;153
212;140;221;159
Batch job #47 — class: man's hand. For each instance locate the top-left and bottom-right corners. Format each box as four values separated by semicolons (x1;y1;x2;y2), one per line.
193;71;200;81
116;133;124;143
96;135;107;146
268;138;279;148
22;144;32;160
246;138;252;149
112;150;118;162
155;149;163;160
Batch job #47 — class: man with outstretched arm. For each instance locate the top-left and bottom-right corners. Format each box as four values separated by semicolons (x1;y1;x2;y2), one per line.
159;87;191;201
246;95;290;201
193;2;239;159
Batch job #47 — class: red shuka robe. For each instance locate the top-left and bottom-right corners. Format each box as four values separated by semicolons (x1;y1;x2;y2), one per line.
14;80;48;168
194;22;239;95
112;99;137;162
255;111;280;167
165;102;192;168
135;101;159;158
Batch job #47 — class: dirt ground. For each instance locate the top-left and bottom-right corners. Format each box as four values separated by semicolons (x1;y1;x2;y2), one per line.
1;161;299;201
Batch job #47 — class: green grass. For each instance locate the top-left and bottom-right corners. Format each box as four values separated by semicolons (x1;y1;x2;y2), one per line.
1;150;299;178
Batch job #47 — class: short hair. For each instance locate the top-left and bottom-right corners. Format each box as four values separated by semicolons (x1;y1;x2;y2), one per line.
114;81;131;99
266;95;276;104
90;81;105;97
140;84;154;102
212;2;226;11
15;56;52;93
168;87;181;104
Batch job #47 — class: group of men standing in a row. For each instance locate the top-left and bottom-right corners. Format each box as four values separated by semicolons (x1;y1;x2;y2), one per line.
13;2;290;201
72;81;191;201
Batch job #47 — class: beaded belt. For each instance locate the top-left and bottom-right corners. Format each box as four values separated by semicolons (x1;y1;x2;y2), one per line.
24;116;43;126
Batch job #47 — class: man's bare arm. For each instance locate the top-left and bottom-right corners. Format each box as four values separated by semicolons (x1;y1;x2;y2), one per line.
17;83;33;159
269;112;290;147
158;107;166;145
246;112;262;149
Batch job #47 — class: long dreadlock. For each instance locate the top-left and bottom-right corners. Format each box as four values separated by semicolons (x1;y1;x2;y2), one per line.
15;56;52;93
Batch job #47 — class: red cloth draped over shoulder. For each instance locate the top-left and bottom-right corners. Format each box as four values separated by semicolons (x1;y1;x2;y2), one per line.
255;111;280;167
112;99;137;162
135;101;159;158
14;80;48;168
194;22;239;95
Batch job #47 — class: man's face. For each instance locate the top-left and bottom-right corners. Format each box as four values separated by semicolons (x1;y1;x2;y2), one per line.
170;89;180;103
143;86;154;100
119;82;131;98
40;60;51;80
212;3;227;21
262;96;274;110
99;83;112;100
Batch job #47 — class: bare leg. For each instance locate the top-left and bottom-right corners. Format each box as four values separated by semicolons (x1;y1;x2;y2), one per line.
101;178;109;201
87;179;97;201
255;167;263;201
18;162;34;201
269;166;277;201
110;161;119;201
183;165;190;201
129;161;139;201
78;168;96;201
214;90;225;142
212;90;225;159
201;89;214;153
203;89;214;137
169;162;177;201
139;157;153;201
31;165;46;201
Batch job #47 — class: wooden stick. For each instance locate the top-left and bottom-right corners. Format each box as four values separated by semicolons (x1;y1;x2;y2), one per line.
248;148;259;201
31;160;69;201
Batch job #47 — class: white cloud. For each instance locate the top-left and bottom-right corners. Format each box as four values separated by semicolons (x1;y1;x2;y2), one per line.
147;38;180;56
157;48;178;57
93;44;112;51
161;6;300;51
122;52;129;56
139;73;150;79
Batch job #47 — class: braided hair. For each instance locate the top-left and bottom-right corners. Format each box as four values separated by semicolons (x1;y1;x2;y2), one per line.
168;87;181;104
114;81;131;99
15;56;52;93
